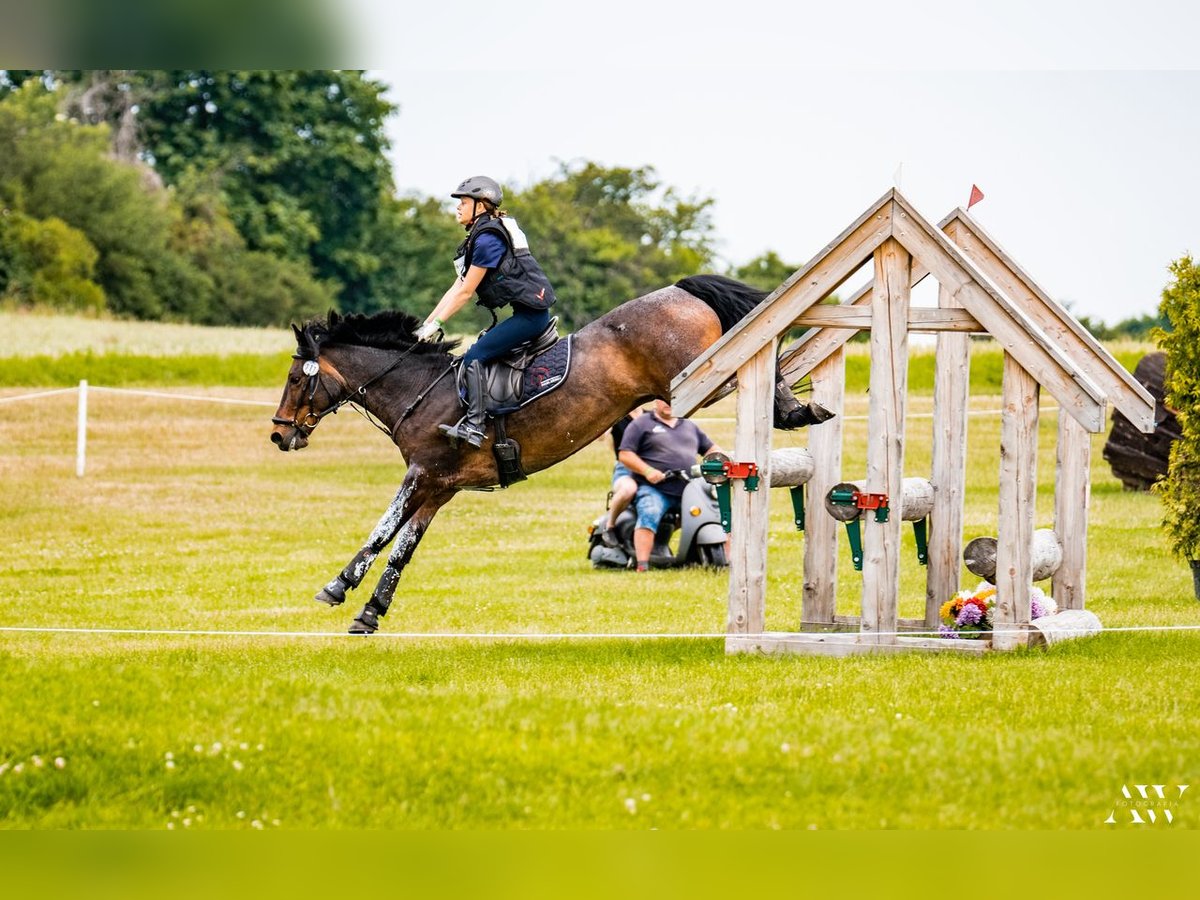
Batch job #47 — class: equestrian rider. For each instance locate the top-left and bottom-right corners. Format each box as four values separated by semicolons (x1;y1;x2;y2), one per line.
415;176;557;448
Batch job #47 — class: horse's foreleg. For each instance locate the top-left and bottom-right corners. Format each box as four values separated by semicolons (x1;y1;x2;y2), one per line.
349;493;452;635
315;477;419;606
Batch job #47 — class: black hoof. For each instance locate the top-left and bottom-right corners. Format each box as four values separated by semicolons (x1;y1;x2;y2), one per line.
807;401;836;424
348;606;379;635
315;577;347;607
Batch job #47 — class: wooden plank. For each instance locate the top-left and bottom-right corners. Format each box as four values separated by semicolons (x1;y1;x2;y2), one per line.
727;631;990;657
942;209;1155;433
994;353;1038;650
860;238;910;644
793;306;981;332
927;283;971;626
1053;410;1091;610
890;192;1107;433
671;194;895;417
726;342;775;635
801;349;844;627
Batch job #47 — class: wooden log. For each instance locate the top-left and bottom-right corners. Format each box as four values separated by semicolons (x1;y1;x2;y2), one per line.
963;528;1063;582
1102;352;1181;491
801;350;844;628
861;238;910;644
994;354;1038;649
766;447;815;487
824;478;934;523
727;343;775;636
1055;411;1090;610
1027;609;1103;647
928;281;971;626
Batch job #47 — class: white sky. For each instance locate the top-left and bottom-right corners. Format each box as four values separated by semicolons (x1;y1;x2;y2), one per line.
351;1;1200;325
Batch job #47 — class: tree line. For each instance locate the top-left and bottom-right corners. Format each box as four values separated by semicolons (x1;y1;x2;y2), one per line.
0;70;1165;338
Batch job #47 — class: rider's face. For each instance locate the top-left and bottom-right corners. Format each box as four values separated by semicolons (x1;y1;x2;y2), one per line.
454;197;476;226
655;399;674;419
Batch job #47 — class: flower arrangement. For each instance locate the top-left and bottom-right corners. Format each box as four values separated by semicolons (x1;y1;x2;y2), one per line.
939;583;1058;639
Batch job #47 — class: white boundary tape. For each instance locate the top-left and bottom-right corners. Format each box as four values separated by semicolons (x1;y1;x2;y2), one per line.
1;624;1198;640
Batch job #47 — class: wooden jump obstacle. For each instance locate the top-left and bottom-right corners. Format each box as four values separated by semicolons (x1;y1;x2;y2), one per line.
671;189;1155;656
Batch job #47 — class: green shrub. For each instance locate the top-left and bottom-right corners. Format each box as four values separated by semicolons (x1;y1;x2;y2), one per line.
1155;255;1200;560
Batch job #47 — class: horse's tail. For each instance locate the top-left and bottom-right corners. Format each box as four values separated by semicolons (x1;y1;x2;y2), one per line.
674;274;768;334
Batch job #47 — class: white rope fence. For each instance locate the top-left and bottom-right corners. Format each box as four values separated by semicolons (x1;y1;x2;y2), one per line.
1;624;1198;640
1;380;276;477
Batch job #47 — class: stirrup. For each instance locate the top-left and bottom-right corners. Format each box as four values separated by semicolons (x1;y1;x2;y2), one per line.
438;418;485;449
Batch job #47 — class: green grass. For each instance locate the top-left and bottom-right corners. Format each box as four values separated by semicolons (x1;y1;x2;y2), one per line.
1;364;1196;829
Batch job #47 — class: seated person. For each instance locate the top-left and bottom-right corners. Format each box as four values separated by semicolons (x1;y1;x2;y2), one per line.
599;407;645;547
617;398;723;572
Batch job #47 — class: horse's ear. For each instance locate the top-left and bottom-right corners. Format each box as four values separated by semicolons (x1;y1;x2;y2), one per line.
291;323;303;345
327;309;340;329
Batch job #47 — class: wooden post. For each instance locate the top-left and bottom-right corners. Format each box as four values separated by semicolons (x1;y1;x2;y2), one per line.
1054;411;1090;609
927;284;970;626
726;342;776;637
994;353;1038;649
861;238;911;643
802;349;845;629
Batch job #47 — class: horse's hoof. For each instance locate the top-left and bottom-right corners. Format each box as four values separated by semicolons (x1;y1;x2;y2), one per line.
348;606;379;635
315;578;347;607
808;401;837;424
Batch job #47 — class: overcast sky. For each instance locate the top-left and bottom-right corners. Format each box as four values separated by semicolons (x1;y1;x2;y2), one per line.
353;1;1199;325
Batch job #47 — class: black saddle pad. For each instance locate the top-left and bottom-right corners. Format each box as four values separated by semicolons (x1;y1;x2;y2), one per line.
519;335;572;407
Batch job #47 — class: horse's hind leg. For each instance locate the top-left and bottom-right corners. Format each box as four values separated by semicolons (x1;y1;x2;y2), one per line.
315;477;419;606
349;493;452;634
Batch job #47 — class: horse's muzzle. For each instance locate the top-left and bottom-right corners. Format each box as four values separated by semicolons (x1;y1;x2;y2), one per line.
270;425;309;452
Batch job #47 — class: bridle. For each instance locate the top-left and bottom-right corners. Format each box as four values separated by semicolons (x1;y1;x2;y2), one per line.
271;341;453;438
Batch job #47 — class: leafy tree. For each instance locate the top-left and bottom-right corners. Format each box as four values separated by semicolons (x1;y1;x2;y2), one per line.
732;251;798;292
131;70;395;311
1155;255;1200;564
505;162;717;329
0;211;105;311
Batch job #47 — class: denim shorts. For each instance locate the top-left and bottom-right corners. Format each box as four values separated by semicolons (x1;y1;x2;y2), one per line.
633;484;672;532
611;461;633;489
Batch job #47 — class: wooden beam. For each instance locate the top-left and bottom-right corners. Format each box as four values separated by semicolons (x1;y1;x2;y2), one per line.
672;192;895;417
860;238;910;644
994;353;1038;650
890;192;1107;433
801;348;845;627
942;209;1156;433
1053;411;1091;609
927;283;971;626
726;342;775;635
792;306;982;332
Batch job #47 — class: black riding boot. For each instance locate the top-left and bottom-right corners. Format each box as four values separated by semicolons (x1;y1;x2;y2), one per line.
438;360;487;448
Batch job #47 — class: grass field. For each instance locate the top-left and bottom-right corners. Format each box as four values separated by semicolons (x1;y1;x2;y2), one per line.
0;316;1195;829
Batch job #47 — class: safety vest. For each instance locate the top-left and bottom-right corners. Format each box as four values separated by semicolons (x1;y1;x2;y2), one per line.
454;214;557;311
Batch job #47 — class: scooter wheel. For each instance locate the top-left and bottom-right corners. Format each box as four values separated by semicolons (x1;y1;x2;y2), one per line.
698;543;728;567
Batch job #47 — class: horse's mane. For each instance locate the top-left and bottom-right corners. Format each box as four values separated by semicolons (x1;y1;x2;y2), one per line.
297;310;460;357
675;274;768;333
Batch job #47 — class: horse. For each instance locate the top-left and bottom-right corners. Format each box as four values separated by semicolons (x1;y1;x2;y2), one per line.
269;275;832;633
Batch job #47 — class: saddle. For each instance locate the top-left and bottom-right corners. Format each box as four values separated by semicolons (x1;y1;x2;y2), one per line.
455;317;573;415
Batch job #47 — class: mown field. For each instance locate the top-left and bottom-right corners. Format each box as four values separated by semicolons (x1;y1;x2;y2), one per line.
0;314;1196;829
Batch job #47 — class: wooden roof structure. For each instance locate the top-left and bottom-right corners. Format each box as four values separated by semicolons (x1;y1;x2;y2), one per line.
669;188;1154;656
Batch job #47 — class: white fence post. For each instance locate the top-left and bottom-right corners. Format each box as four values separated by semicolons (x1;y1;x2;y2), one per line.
76;379;88;478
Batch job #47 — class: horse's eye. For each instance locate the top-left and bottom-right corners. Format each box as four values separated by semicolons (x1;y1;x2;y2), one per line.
288;374;302;386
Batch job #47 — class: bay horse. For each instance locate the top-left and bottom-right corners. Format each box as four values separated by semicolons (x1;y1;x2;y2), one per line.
269;275;831;633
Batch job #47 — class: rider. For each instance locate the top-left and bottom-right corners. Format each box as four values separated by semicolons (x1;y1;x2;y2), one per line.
618;398;723;572
414;175;558;448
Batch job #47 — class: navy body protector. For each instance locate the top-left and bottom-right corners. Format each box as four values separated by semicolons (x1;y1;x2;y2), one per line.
455;214;557;312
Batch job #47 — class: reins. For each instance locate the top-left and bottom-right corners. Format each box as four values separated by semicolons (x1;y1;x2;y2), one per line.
273;338;453;440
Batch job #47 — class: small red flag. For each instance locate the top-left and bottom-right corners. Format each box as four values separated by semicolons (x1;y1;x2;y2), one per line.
968;184;984;209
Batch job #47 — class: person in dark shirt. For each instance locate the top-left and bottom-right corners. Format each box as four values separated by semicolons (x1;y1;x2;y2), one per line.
617;399;723;571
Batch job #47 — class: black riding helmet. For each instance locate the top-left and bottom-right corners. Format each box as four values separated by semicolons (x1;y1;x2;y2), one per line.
451;175;503;207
